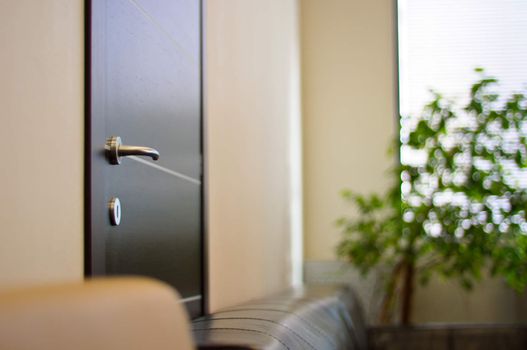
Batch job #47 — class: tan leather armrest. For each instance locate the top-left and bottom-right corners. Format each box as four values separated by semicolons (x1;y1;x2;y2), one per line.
0;277;195;350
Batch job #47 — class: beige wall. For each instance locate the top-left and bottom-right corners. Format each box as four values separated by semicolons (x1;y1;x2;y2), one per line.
414;275;527;323
205;0;301;311
0;0;85;288
301;0;397;261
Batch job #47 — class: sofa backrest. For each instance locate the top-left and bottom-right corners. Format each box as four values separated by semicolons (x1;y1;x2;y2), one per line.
193;284;367;350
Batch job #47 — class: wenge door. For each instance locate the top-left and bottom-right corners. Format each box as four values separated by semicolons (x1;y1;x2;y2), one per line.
86;0;204;317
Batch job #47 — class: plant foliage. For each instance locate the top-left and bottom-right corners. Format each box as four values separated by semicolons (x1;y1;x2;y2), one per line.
337;70;527;324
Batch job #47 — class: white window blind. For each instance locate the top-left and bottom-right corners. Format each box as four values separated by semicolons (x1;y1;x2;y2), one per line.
398;0;527;121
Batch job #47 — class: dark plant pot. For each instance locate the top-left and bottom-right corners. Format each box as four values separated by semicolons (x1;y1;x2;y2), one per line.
368;324;527;350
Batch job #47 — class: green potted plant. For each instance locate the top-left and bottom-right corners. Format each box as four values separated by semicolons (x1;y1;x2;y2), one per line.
337;69;527;325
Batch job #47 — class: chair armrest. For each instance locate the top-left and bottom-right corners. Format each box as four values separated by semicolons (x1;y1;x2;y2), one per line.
0;277;195;350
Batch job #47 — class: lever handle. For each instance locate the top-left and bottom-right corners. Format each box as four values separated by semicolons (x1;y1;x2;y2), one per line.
106;136;160;165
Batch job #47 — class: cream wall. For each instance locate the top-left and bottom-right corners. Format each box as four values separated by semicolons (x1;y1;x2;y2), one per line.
414;275;527;323
301;0;397;261
205;0;301;311
0;0;85;289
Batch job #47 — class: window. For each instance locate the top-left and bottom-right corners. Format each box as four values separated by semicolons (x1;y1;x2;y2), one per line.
398;0;527;234
398;0;527;122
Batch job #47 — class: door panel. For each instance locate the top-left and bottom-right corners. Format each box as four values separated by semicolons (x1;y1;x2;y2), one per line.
106;163;202;297
133;0;201;57
87;0;203;318
106;0;201;178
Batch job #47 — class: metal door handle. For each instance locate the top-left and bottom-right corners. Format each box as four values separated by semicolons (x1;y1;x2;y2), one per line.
106;136;160;165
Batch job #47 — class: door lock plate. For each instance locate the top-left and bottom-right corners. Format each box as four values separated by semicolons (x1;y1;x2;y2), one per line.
108;197;122;226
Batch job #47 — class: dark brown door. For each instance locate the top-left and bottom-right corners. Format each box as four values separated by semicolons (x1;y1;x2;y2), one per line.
86;0;203;317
